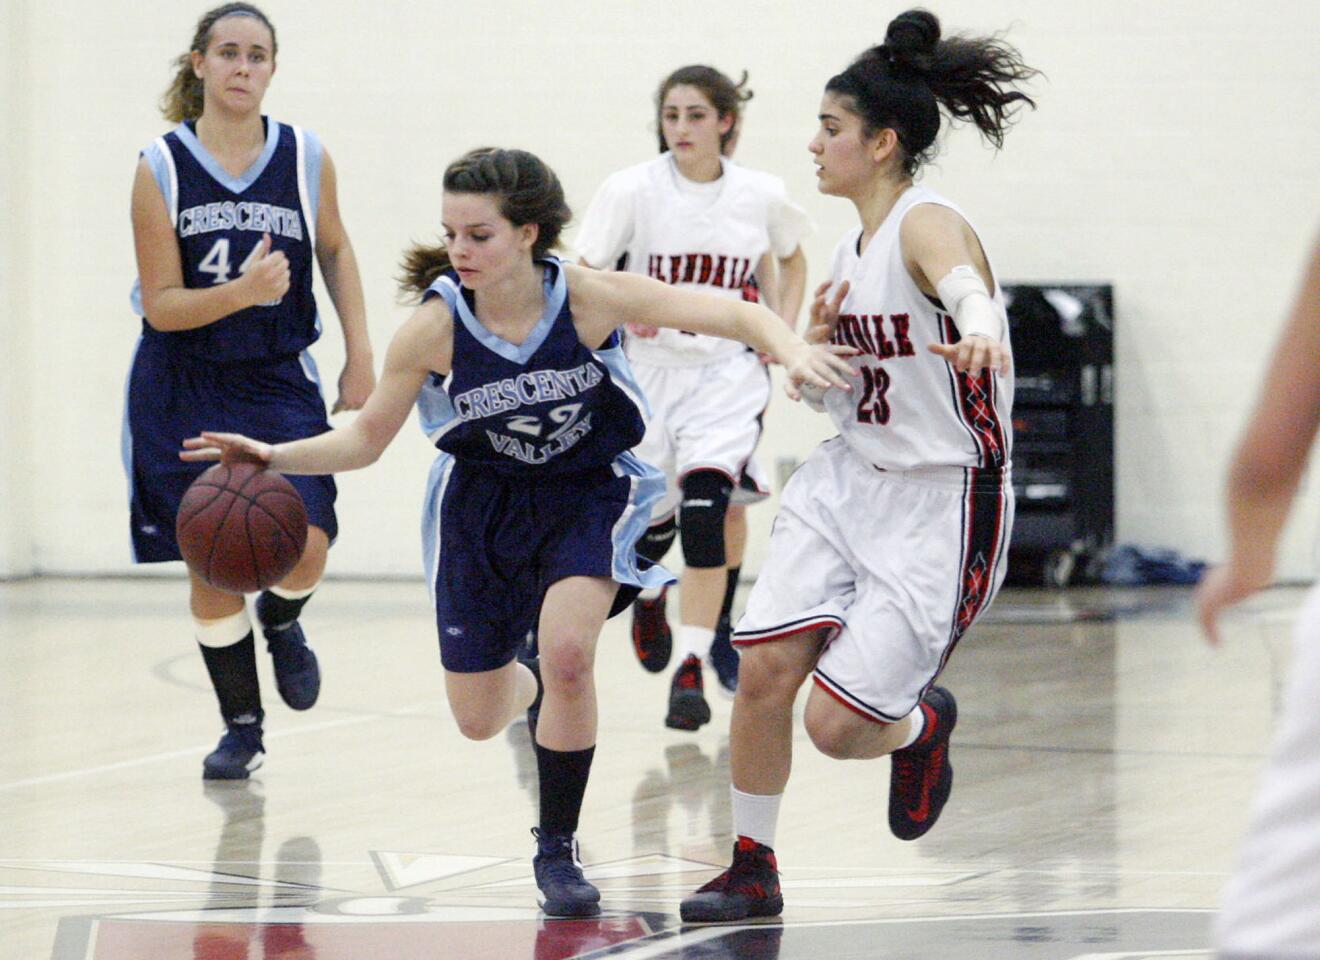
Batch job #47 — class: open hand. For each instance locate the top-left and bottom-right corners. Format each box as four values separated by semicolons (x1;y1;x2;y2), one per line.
181;431;274;466
1195;563;1271;647
805;280;850;345
928;334;1011;375
782;343;857;402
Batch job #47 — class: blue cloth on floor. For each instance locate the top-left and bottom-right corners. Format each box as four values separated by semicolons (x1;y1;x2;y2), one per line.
1098;544;1206;585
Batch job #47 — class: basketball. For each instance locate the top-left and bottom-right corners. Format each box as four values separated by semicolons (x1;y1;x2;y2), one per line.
176;462;309;594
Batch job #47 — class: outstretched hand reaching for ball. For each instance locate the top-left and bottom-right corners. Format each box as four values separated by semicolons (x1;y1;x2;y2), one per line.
181;432;274;466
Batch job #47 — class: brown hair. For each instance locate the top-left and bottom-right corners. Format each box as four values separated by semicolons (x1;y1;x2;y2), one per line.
399;148;573;298
654;65;753;154
160;3;278;123
826;9;1038;176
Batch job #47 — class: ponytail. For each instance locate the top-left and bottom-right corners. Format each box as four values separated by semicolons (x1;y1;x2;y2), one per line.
398;241;453;300
826;8;1038;175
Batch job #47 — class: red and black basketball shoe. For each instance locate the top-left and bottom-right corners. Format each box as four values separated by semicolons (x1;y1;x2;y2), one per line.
665;654;711;731
888;685;958;841
631;588;673;673
680;836;783;922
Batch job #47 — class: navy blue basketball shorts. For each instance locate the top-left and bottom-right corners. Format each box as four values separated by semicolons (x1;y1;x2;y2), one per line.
123;338;338;564
421;451;673;673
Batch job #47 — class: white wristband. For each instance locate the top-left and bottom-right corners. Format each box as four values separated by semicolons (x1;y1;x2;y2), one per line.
936;265;1005;342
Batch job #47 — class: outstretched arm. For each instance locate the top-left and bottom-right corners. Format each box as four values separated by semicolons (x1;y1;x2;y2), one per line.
182;299;452;474
1197;239;1320;645
314;148;376;412
564;264;855;399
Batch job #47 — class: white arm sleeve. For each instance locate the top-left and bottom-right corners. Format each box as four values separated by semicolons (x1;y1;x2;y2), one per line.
936;265;1005;341
573;171;637;269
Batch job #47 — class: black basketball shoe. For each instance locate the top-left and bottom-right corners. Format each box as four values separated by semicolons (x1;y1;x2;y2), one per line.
665;654;711;731
888;686;958;841
256;592;320;711
709;616;739;697
203;713;265;780
532;828;601;917
680;836;783;922
631;588;673;673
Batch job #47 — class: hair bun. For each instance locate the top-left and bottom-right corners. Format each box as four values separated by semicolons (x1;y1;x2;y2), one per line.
884;9;940;56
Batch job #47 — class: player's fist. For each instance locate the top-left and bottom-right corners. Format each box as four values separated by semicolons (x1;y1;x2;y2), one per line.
242;233;291;305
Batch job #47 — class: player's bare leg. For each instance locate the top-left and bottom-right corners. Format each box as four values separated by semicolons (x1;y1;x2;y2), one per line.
664;564;726;730
528;575;615;917
682;629;823;922
444;660;538;741
804;682;959;842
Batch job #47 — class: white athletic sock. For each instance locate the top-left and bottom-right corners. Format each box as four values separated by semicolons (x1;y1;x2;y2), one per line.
678;624;715;662
731;787;782;850
269;582;317;600
896;703;926;750
194;609;253;648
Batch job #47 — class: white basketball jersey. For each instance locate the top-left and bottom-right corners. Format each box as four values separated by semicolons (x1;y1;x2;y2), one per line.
817;185;1013;472
576;154;811;367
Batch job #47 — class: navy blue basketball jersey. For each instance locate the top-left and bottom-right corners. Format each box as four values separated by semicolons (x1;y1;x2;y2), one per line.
416;258;651;477
131;118;321;363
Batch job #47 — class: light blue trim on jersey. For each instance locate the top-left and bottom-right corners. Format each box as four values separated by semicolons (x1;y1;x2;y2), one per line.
421;452;457;607
174;116;281;194
302;127;323;222
417;374;461;443
610;450;676;591
131;140;178;314
142;140;176;220
592;340;652;423
298;347;327;393
448;258;567;365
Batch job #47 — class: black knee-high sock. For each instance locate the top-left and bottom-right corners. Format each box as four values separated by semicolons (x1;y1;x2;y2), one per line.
535;743;596;836
200;631;263;723
717;565;741;628
255;590;313;633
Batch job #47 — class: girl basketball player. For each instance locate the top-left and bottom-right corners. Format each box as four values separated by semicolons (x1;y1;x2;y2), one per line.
1197;236;1320;960
576;66;813;728
125;3;375;780
681;10;1037;921
180;147;853;917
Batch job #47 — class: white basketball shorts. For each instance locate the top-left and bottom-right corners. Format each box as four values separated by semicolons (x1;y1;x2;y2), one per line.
634;350;771;520
733;437;1014;722
1217;581;1320;959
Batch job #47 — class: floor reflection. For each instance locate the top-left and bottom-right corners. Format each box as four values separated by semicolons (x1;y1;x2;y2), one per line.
633;742;732;854
190;781;322;960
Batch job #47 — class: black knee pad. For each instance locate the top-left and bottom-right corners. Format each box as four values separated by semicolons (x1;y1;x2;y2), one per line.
637;515;678;564
678;470;733;568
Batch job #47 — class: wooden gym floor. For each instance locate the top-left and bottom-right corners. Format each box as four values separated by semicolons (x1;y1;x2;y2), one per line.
0;576;1302;959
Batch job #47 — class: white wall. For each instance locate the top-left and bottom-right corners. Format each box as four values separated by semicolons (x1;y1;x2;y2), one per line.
1;0;36;578
6;0;1319;580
